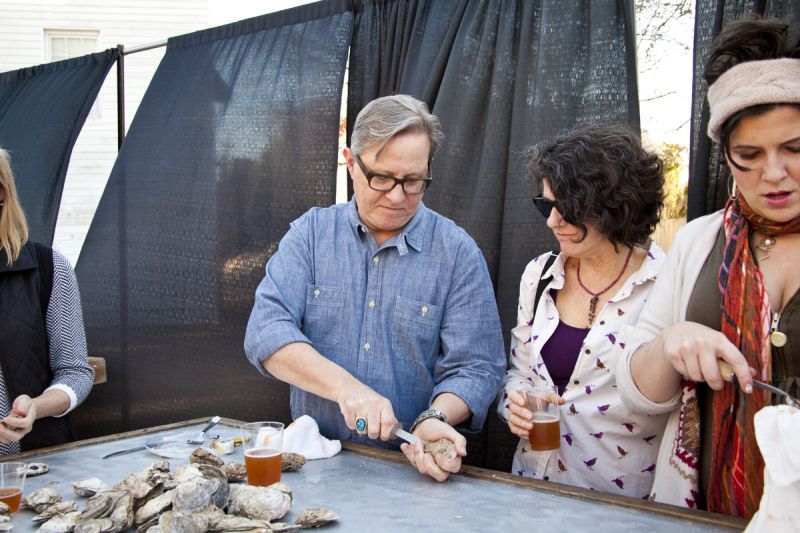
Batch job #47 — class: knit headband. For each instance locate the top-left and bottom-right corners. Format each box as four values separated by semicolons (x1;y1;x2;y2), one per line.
707;57;800;142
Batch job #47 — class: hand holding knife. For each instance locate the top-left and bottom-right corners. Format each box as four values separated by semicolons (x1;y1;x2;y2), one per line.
390;424;422;446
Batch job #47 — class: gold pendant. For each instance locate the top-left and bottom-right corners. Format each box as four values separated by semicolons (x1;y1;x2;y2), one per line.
771;330;788;348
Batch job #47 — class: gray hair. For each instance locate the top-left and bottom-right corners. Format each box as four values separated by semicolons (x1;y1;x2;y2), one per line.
350;94;444;160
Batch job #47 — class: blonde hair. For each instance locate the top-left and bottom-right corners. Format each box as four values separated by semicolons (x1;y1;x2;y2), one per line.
0;148;29;265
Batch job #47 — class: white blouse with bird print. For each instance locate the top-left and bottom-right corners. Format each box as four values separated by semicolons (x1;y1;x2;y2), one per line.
498;242;670;498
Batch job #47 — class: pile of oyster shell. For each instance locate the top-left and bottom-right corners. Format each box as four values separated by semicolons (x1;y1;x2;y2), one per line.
21;449;335;533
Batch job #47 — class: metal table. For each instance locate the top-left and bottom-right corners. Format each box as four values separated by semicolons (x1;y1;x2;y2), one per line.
6;419;745;532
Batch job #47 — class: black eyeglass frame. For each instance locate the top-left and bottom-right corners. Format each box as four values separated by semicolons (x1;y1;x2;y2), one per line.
531;195;556;218
354;154;432;195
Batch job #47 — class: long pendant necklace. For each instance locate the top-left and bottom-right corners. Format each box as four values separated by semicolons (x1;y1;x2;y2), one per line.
576;247;633;326
756;235;777;261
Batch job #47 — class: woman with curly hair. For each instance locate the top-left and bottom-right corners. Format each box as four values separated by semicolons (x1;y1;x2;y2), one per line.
617;17;800;517
498;123;667;497
0;148;94;454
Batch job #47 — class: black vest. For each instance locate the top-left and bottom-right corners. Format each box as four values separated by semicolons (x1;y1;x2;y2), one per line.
0;242;75;450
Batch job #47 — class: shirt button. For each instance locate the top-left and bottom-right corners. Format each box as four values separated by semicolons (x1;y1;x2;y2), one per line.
421;306;428;316
573;380;580;385
364;343;371;351
372;256;380;264
368;300;376;308
313;289;321;297
584;349;591;354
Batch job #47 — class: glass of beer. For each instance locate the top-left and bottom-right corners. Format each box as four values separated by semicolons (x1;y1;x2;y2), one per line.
525;386;561;451
0;462;27;512
241;421;284;486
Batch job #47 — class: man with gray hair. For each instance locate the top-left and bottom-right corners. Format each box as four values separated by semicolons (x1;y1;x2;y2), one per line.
245;94;504;481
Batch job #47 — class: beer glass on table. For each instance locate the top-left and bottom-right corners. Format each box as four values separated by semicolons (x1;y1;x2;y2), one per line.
241;421;284;486
525;386;561;451
0;462;27;512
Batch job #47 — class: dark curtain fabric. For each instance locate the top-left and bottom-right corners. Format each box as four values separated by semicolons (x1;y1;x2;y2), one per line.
71;0;352;439
0;51;118;244
348;0;638;470
688;0;800;220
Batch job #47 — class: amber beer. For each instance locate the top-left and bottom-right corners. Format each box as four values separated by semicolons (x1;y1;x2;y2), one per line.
0;487;21;512
244;447;282;486
528;413;560;451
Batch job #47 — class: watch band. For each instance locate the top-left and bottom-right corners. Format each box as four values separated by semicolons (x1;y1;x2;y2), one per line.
409;408;448;433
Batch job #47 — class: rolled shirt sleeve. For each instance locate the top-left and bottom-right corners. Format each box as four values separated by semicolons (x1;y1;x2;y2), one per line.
432;244;505;432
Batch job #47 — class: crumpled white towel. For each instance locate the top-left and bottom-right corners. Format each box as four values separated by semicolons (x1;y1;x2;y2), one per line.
282;415;341;459
745;405;800;533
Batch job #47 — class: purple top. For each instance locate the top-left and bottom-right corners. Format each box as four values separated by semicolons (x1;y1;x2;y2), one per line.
540;293;589;395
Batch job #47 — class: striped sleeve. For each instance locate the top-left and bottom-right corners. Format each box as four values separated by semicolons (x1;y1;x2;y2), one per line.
45;250;94;415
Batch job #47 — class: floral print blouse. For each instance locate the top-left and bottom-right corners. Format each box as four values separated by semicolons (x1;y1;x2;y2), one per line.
498;242;670;498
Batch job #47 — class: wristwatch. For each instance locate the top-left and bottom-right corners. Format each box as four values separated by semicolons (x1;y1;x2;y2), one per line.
409;408;449;433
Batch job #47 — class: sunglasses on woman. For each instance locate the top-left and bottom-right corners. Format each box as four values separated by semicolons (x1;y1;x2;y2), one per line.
531;195;555;218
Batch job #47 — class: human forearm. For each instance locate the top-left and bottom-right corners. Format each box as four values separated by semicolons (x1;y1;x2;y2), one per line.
30;389;71;419
629;338;682;403
430;392;471;427
263;342;369;402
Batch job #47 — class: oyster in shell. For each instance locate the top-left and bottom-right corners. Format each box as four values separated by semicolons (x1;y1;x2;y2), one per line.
295;508;337;528
206;513;270;532
196;465;229;510
220;462;246;483
281;453;306;473
423;438;457;460
34;500;78;523
172;464;203;485
39;510;80;533
23;486;61;513
171;480;213;514
226;484;290;522
73;478;111;498
189;448;224;468
26;462;50;477
0;502;9;516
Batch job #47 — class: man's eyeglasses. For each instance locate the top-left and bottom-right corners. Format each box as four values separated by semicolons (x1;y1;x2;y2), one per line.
532;195;555;218
355;154;432;195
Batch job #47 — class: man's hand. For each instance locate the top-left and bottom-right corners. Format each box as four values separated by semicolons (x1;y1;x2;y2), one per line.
400;418;466;482
337;385;399;441
0;395;36;444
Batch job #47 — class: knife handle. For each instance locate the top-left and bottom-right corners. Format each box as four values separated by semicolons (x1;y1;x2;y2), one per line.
718;361;736;383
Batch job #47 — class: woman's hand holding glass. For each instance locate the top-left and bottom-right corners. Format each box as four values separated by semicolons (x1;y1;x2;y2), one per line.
506;388;565;439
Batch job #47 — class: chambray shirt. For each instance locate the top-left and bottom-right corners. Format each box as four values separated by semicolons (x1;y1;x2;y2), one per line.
245;199;505;445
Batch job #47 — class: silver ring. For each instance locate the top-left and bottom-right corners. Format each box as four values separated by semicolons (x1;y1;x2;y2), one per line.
355;417;367;433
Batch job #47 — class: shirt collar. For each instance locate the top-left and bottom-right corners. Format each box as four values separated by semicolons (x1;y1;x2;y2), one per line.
346;197;428;254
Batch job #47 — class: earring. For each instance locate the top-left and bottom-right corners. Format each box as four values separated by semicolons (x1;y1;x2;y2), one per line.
727;175;737;199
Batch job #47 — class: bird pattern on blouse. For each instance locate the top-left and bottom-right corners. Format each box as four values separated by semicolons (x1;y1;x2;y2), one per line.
500;245;670;499
0;251;92;456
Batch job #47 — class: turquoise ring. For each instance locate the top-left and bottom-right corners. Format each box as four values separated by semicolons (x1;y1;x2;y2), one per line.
355;417;367;433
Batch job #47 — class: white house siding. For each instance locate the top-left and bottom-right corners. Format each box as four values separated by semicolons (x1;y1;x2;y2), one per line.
0;0;209;265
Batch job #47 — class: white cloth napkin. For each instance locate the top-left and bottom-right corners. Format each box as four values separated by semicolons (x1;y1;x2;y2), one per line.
745;405;800;533
282;415;341;459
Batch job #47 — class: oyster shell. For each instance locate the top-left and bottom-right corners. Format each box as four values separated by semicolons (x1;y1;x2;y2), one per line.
23;486;62;513
423;438;457;460
226;484;291;522
26;462;51;477
281;453;306;473
206;514;270;532
269;523;301;532
196;465;229;510
171;480;212;514
220;462;246;483
172;464;203;485
0;515;10;532
295;508;337;528
73;478;111;497
0;502;9;516
189;448;224;468
33;500;78;523
39;510;80;533
73;518;117;533
134;490;174;525
79;490;134;532
158;510;208;533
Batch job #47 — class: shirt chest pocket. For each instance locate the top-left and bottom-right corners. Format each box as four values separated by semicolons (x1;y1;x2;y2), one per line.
303;284;345;349
391;296;443;367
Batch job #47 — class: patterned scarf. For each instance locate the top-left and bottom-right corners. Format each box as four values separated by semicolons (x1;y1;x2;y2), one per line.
707;195;800;517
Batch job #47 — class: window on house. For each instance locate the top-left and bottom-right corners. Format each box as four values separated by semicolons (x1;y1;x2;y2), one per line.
45;30;102;119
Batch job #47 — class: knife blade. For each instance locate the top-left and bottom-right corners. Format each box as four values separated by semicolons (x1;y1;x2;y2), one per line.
719;361;800;408
102;446;147;459
390;425;421;446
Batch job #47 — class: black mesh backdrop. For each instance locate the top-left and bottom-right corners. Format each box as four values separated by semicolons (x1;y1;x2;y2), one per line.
688;0;800;220
348;0;638;469
71;1;352;439
0;51;117;244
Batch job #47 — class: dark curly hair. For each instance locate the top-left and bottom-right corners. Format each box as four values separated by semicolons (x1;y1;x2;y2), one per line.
704;17;800;170
527;123;664;248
